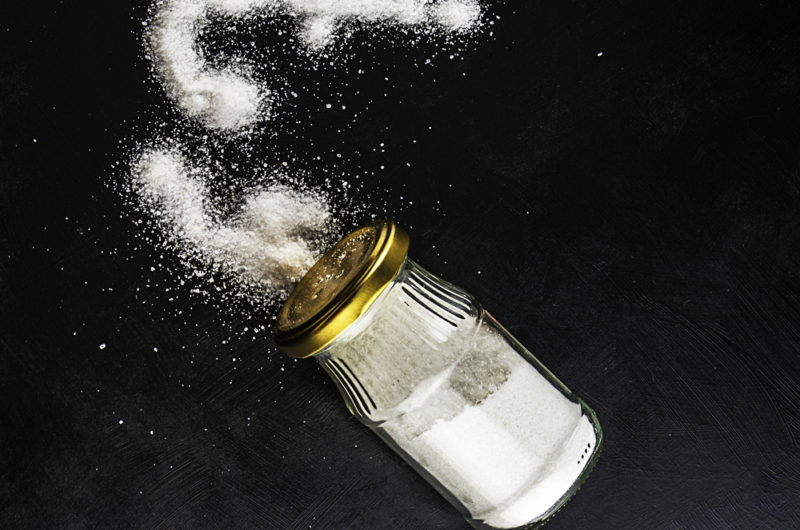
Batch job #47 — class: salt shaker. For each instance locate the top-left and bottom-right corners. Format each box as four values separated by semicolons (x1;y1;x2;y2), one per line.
275;220;602;529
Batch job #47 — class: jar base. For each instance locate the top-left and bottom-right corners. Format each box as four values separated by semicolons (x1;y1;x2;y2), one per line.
465;401;603;530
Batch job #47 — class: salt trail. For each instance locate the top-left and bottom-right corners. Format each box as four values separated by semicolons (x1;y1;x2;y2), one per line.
134;149;332;295
149;0;264;130
149;0;482;130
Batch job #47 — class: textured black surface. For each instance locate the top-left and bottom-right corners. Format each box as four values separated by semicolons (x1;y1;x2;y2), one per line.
3;1;800;528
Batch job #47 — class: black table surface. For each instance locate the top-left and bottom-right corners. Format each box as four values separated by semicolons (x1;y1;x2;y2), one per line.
2;1;800;528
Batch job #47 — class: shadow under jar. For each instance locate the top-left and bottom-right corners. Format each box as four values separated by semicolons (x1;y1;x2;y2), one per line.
275;220;602;529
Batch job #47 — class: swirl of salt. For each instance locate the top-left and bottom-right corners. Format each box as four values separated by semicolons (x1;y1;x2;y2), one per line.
130;0;484;302
149;0;481;130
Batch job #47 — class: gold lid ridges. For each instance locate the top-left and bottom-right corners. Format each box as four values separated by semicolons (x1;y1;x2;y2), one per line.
275;220;410;358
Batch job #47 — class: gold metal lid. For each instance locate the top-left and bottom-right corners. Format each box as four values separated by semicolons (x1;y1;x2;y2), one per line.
275;220;410;358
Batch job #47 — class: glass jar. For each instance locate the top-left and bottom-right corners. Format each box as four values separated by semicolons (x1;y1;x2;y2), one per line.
275;220;602;529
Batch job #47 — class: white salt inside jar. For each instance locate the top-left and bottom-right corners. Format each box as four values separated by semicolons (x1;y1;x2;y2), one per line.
276;220;602;529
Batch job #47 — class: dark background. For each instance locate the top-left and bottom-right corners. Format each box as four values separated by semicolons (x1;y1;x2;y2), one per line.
2;0;800;527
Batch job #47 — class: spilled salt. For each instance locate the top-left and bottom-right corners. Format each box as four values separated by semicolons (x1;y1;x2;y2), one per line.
124;0;487;311
134;149;332;296
148;0;482;129
149;0;263;130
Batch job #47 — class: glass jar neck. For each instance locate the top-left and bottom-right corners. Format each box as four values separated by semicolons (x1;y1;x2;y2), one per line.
315;258;481;420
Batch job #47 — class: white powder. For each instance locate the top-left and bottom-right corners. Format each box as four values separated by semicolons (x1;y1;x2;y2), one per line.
318;264;600;528
383;327;598;528
124;0;486;311
405;353;597;528
149;0;482;129
134;148;332;296
149;0;265;130
432;0;482;30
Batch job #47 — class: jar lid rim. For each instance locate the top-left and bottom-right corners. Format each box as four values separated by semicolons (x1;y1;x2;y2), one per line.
275;219;410;358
